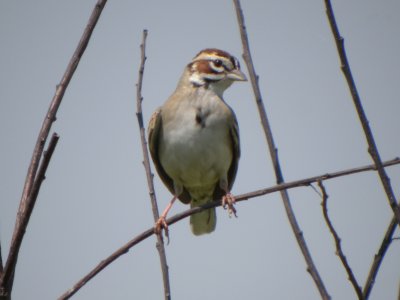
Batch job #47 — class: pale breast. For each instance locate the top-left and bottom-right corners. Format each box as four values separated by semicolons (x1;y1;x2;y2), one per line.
159;92;233;189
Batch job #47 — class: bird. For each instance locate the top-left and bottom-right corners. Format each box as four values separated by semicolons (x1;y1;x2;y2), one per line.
148;48;247;236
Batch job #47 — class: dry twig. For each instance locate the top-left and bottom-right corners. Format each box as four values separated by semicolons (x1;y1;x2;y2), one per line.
0;1;107;297
324;2;400;295
0;243;3;275
324;3;400;296
135;29;171;300
398;281;400;300
58;154;399;299
363;216;397;299
318;180;363;299
232;0;330;298
57;228;154;300
324;0;400;227
1;133;59;297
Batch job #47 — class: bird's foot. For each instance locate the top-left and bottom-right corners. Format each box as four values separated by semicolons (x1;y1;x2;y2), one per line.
155;216;169;244
222;192;237;218
154;195;178;243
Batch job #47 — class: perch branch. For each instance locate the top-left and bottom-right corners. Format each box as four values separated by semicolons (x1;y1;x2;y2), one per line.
135;29;171;300
232;0;330;298
58;154;399;299
363;216;397;298
0;0;107;296
324;0;400;227
318;180;363;299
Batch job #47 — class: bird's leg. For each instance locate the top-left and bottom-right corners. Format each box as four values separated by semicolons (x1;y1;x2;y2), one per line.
220;179;237;217
222;191;237;218
155;195;177;241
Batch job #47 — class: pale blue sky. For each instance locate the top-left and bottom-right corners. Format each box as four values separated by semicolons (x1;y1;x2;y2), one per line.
1;1;399;299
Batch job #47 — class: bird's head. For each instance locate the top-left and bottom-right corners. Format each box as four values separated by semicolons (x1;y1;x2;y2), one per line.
187;48;247;95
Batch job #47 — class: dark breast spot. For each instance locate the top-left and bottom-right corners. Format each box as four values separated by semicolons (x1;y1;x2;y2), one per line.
195;107;206;128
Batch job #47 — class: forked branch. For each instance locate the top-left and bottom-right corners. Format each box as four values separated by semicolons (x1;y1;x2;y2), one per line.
58;155;399;299
318;181;363;299
323;0;400;227
0;0;108;297
363;216;397;299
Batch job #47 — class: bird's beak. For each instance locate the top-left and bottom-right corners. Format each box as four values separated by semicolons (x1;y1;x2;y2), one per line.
227;69;247;81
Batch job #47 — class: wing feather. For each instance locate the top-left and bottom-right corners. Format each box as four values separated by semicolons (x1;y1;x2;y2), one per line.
148;109;191;204
213;109;240;201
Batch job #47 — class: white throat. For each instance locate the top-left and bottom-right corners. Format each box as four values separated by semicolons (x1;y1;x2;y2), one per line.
189;74;233;98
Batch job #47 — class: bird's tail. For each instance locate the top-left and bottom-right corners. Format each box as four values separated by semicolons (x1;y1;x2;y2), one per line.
190;198;216;236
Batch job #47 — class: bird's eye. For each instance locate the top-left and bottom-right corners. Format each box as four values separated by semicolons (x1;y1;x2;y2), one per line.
213;59;223;67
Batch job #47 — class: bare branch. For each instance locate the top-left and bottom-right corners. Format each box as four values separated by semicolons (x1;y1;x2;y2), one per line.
135;29;171;300
0;242;3;274
1;133;59;296
59;157;399;298
58;157;399;299
57;227;154;300
0;244;4;300
0;0;108;296
398;281;400;300
232;0;330;298
318;181;363;299
363;216;397;299
29;133;60;214
323;0;400;227
249;158;400;198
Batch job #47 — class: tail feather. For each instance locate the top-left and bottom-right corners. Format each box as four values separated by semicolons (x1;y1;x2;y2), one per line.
190;200;216;235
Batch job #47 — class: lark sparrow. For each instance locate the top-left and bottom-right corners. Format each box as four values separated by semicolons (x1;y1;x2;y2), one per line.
148;48;246;236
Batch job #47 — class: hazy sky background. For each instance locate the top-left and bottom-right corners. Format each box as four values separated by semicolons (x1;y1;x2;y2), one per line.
1;1;399;299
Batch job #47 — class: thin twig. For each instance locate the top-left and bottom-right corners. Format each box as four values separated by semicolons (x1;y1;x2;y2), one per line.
240;157;400;202
318;180;363;299
363;216;397;299
57;227;154;300
0;243;3;300
58;157;399;299
135;29;171;300
324;1;400;294
0;242;3;274
232;1;331;298
323;0;400;227
28;133;60;212
1;133;59;297
0;0;108;296
398;281;400;300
